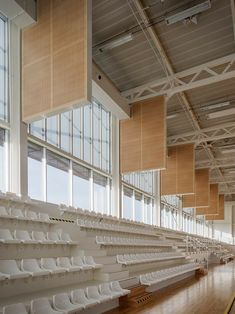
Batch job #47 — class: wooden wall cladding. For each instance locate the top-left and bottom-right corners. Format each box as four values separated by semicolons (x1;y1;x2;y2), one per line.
120;96;166;173
22;0;92;122
196;184;219;216
205;195;224;221
182;169;210;208
161;144;195;195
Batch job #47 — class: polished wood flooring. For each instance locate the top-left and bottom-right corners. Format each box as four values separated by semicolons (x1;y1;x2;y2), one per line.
108;261;235;314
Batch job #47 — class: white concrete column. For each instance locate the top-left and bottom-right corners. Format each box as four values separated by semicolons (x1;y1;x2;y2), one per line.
177;197;183;231
9;21;28;196
111;115;120;218
153;171;160;226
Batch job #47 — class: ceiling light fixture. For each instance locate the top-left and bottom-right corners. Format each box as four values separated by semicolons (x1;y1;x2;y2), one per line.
166;113;179;119
165;0;211;25
200;101;230;111
221;148;235;154
207;107;235;119
98;34;133;52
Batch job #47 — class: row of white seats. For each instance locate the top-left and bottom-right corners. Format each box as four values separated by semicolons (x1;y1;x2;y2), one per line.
96;236;171;247
77;219;158;237
117;252;184;265
140;262;200;286
0;229;77;245
60;204;156;231
1;281;130;314
0;256;102;280
0;206;52;224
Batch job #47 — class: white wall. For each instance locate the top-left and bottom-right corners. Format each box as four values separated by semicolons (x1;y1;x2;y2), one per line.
213;203;234;243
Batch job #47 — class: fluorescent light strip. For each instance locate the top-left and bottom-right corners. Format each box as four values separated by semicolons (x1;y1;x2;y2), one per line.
207;107;235;119
200;101;230;111
165;0;211;25
99;34;133;52
221;148;235;154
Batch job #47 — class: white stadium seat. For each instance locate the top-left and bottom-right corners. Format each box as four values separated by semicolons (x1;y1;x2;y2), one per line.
60;233;77;244
86;286;111;303
110;281;130;296
31;298;65;314
14;230;37;244
0;229;20;244
0;260;30;279
3;302;28;314
41;258;66;274
57;257;81;272
53;293;83;313
10;208;25;219
83;256;102;269
32;231;54;244
47;232;66;244
21;259;50;277
99;283;120;299
25;210;38;220
0;206;9;218
71;289;98;308
71;256;92;270
38;212;50;222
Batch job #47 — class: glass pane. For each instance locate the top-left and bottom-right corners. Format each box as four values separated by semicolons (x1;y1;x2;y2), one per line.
134;192;142;222
123;186;133;220
83;104;91;163
46;115;59;146
61;111;72;153
73;107;82;159
0;128;7;192
30;119;45;140
93;102;101;168
46;151;70;205
73;163;91;210
28;142;44;200
0;17;7;122
145;197;152;225
101;108;110;173
93;172;107;214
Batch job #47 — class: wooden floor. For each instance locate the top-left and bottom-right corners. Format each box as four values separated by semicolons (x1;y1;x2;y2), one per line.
108;261;235;314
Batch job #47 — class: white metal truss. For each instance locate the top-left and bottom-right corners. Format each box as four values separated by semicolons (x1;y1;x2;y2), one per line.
167;122;235;146
122;53;235;102
196;158;235;169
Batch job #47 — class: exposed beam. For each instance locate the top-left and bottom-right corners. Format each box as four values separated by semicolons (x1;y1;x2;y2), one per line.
122;53;235;102
167;122;235;146
196;159;235;169
129;0;230;194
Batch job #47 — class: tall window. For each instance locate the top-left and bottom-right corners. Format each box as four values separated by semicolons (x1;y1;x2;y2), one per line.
28;142;44;200
73;163;91;210
93;173;108;214
122;171;155;195
28;100;112;174
46;151;70;205
0;128;7;192
122;186;133;220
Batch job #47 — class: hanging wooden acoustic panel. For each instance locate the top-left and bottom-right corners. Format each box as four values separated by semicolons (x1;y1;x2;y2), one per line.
182;169;210;208
196;184;219;215
205;195;224;221
22;0;92;121
120;96;166;173
161;143;195;195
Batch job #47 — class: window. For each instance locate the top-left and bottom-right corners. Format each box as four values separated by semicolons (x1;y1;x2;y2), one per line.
46;151;70;205
122;186;133;220
93;172;108;214
47;115;59;147
0;128;7;192
144;197;152;224
29;101;112;174
134;192;142;222
28;142;44;201
73;163;90;210
0;15;7;122
61;112;72;153
122;171;155;196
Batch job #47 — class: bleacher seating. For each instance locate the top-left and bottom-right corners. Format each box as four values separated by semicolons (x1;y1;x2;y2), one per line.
0;194;233;313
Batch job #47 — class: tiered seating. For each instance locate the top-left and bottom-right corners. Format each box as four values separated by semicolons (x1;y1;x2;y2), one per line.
140;263;200;286
0;229;77;245
0;206;52;224
0;256;102;280
1;281;129;314
117;252;184;265
77;219;158;237
96;236;171;247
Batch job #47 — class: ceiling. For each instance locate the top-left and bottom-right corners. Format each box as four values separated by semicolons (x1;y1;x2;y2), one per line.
92;0;235;200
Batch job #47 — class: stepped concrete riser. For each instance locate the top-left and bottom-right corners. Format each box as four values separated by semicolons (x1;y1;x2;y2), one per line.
98;263;123;273
94;255;117;264
127;259;186;274
94;270;129;282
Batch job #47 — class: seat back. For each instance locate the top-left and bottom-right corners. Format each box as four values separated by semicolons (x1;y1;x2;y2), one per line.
14;230;31;241
21;259;40;272
3;302;28;314
31;298;53;313
0;229;13;240
32;231;46;241
0;260;20;275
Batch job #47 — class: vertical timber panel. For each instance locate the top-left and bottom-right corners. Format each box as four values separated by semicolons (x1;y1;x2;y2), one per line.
182;169;209;208
196;184;219;215
205;195;224;220
161;147;177;195
22;0;91;121
120;96;166;173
